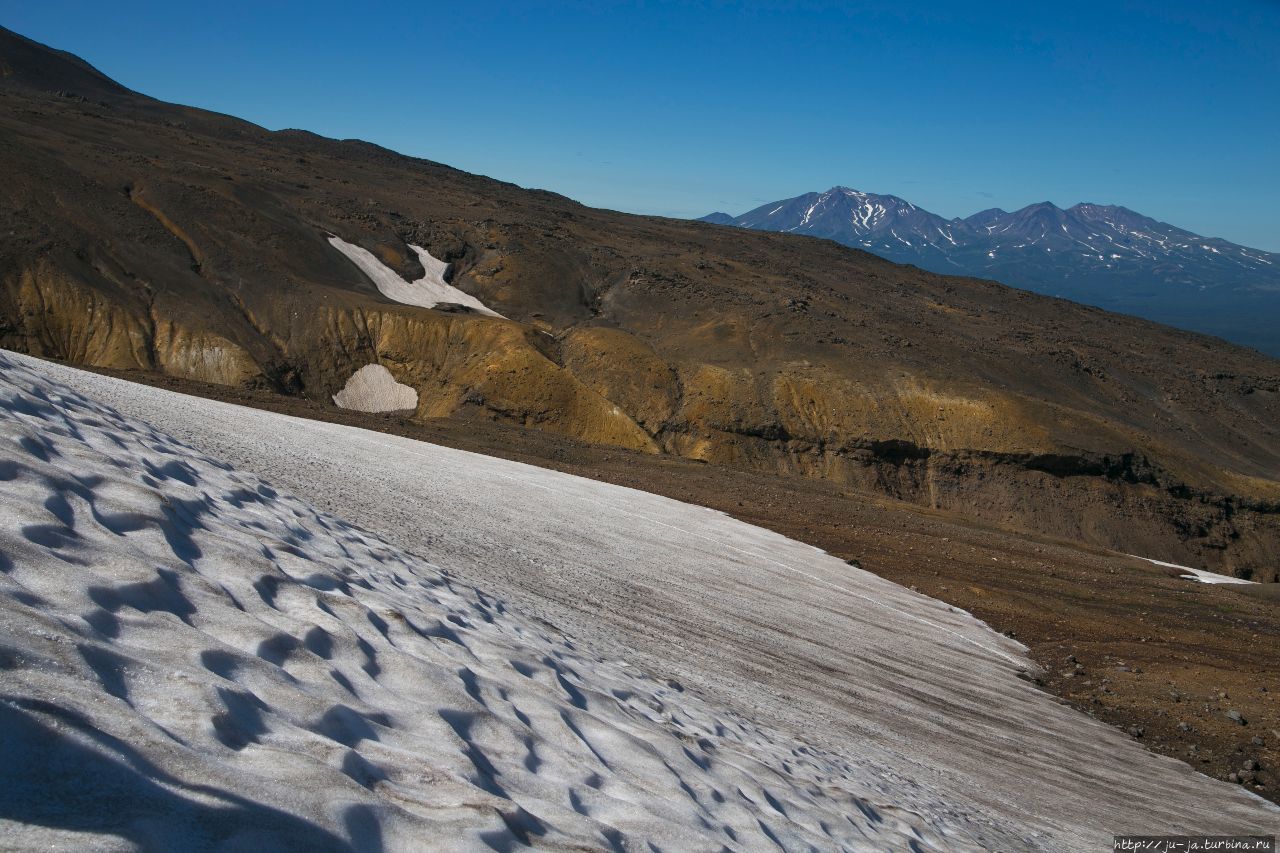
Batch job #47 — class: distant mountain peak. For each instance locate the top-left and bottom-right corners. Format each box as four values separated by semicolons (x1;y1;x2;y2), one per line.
964;207;1008;224
700;186;1280;355
826;186;915;205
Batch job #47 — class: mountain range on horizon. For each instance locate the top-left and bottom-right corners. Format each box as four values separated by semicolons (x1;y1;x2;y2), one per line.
703;188;1280;357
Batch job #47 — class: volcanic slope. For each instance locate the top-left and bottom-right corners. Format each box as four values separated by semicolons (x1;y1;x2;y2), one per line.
3;349;1279;850
1;26;1278;577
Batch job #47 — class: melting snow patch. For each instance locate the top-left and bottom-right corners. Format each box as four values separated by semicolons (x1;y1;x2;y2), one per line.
328;234;503;318
1136;556;1258;585
333;364;418;413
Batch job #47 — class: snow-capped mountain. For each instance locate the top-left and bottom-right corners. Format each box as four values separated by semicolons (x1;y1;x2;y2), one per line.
962;201;1278;293
703;188;1280;356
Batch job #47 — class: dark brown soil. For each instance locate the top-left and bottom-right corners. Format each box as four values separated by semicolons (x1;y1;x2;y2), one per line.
78;362;1280;804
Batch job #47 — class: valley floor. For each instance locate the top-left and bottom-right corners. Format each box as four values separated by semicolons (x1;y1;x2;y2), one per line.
1;350;1277;850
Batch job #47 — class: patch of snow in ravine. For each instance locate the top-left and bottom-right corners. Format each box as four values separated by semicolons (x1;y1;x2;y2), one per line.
327;235;503;318
1;349;1276;850
332;364;418;414
1137;556;1259;585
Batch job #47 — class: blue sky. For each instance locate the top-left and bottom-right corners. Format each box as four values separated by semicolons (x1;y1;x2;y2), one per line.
4;1;1278;249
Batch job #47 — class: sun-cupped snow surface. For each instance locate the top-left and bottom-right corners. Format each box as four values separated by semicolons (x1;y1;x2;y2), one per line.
1138;556;1260;585
1;351;1276;850
327;234;503;318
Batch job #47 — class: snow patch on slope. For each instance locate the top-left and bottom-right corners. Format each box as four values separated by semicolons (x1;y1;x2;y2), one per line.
1137;556;1259;585
327;235;503;318
332;364;418;413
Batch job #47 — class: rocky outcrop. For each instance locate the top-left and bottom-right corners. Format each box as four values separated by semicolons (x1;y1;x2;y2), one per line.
558;326;679;434
151;320;260;386
2;262;152;371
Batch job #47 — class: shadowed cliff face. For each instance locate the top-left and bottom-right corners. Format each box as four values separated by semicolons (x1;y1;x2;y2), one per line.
1;26;1278;577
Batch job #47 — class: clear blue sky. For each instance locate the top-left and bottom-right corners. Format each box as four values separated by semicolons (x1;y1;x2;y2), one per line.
4;1;1278;250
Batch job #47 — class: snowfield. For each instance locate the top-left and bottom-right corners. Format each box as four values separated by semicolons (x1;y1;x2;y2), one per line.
0;350;1275;850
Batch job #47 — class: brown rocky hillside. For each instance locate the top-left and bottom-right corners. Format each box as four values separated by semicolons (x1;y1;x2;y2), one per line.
1;26;1277;578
